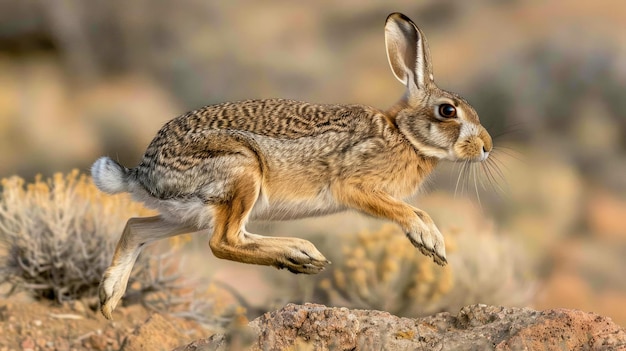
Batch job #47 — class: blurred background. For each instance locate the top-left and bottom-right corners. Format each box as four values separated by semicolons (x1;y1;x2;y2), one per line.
1;0;625;326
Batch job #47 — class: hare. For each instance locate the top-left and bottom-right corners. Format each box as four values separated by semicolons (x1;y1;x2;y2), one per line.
91;12;492;319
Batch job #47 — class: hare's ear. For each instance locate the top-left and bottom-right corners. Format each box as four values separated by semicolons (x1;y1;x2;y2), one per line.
385;13;434;96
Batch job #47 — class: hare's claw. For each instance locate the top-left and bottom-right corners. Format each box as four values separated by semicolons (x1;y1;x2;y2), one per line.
98;269;128;320
285;262;328;274
406;226;447;266
100;296;115;320
98;278;120;320
278;242;330;274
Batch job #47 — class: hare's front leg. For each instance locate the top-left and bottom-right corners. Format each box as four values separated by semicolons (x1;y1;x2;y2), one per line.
333;185;447;265
208;170;330;274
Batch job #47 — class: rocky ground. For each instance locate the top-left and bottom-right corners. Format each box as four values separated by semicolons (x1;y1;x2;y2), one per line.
179;303;626;351
0;297;211;351
1;296;625;350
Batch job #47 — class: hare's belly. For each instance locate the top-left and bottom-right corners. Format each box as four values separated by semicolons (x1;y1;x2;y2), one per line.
249;187;345;221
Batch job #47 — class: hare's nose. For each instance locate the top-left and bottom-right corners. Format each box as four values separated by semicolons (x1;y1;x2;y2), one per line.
478;128;493;153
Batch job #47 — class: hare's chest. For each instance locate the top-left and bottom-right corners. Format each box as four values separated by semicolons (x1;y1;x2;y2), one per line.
382;158;435;198
338;143;436;199
249;186;345;221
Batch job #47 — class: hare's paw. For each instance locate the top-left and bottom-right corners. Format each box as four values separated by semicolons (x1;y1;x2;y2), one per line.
98;268;128;320
406;223;447;266
276;239;330;274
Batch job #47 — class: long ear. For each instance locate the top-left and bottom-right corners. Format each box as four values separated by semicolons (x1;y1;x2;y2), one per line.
385;13;434;95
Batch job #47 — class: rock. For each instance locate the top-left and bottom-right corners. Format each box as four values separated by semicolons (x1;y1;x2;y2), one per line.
499;308;626;350
19;337;35;351
171;337;217;351
171;322;255;351
82;333;108;351
176;303;626;351
71;300;87;314
34;337;46;349
53;337;70;351
122;314;187;351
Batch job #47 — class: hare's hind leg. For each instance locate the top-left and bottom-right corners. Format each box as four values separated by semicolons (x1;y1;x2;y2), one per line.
99;216;195;319
208;169;330;274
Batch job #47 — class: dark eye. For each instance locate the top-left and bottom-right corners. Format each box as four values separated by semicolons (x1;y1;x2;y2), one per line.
438;104;457;118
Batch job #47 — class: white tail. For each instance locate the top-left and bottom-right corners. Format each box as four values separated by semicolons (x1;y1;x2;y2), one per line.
91;157;129;194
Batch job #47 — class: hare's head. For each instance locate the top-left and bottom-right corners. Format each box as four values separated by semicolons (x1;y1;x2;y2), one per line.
385;13;492;162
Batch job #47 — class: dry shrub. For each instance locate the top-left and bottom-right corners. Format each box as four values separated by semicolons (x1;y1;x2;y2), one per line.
436;225;535;312
259;193;536;318
0;170;236;326
316;224;454;316
311;222;533;317
0;170;154;301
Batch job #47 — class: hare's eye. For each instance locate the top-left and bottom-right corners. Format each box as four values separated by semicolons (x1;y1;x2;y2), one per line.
438;104;457;118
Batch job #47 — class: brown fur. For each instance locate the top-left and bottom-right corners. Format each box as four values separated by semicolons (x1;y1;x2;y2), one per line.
92;12;493;319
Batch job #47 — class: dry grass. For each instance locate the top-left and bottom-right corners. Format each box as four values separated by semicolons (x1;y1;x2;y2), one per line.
0;170;238;327
0;170;154;301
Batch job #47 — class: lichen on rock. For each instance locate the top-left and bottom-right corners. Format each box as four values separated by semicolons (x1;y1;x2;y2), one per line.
175;303;626;351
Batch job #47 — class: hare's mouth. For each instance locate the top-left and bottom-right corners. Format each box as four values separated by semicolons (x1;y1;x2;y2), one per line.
452;136;491;162
473;147;490;162
449;152;488;163
466;148;490;163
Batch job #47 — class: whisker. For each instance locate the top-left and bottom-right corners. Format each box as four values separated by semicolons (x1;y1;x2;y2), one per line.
481;160;495;183
454;160;467;198
472;163;482;209
492;147;524;162
462;161;470;196
483;159;507;195
451;160;462;186
477;163;489;191
487;159;509;195
491;129;523;140
492;144;519;152
488;157;508;183
491;123;528;138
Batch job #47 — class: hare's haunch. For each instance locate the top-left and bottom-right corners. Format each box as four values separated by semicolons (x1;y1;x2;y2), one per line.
92;13;492;319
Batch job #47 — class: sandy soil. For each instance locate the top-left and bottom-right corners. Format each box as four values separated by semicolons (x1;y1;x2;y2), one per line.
0;294;210;351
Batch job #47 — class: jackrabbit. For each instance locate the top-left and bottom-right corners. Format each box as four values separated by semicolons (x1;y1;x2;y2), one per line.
91;13;492;319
